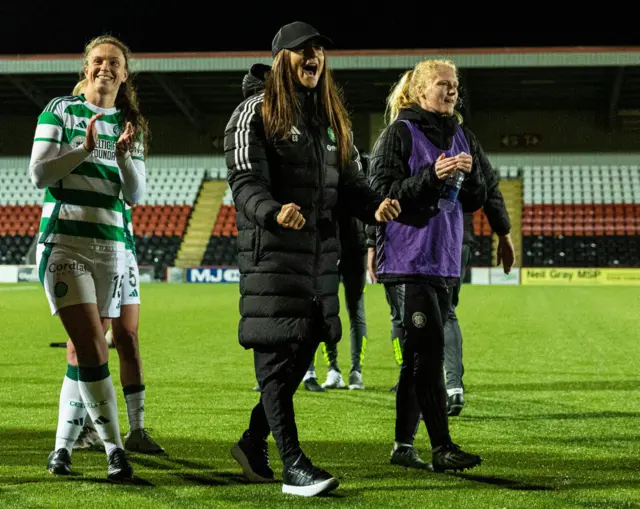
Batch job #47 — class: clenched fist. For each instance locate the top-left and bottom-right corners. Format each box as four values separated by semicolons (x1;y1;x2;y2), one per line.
277;203;305;230
375;198;401;222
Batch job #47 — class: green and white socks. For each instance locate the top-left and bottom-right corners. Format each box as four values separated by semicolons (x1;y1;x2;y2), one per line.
123;384;146;431
77;363;123;456
54;364;87;454
55;365;148;456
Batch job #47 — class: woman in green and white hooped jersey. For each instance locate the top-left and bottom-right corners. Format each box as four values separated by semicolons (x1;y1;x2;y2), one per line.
28;35;147;483
66;87;165;455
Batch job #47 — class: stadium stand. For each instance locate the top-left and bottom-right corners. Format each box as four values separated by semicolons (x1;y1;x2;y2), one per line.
0;168;46;264
471;208;494;267
128;167;205;277
202;168;521;269
469;166;522;268
3;161;638;272
0;166;206;277
521;165;640;267
132;167;206;278
173;177;229;268
201;185;238;266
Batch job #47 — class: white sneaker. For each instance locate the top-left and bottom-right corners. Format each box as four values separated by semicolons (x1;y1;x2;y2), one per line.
322;369;346;389
348;371;365;390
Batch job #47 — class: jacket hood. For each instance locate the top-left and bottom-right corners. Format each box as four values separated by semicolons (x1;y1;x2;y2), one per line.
242;63;271;98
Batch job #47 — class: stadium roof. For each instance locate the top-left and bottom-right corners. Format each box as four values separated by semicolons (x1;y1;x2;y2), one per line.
1;47;639;128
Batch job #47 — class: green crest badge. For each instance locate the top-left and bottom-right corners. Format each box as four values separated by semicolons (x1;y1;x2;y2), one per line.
113;124;122;137
54;282;68;298
327;127;336;144
70;135;85;148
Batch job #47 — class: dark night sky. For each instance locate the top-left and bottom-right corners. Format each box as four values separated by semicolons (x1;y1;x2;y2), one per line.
1;7;637;55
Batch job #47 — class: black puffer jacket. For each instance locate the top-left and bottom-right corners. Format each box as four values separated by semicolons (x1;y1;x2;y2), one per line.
225;65;384;349
243;65;368;263
339;154;369;262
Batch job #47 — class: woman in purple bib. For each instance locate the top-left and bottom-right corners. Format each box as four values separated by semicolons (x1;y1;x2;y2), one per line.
369;59;487;472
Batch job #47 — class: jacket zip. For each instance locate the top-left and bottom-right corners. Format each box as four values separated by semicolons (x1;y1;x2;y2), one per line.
311;121;324;302
253;225;261;265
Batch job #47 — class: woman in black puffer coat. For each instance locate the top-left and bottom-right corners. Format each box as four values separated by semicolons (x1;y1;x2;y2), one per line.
224;22;400;497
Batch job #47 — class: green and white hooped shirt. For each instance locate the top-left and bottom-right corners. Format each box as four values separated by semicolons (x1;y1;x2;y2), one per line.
31;94;144;252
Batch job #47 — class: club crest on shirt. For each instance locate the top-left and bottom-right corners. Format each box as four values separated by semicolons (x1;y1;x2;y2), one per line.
54;282;68;298
412;312;426;328
70;135;85;149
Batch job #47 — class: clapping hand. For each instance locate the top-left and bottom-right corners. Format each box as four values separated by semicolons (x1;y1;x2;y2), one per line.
82;113;104;152
116;122;135;157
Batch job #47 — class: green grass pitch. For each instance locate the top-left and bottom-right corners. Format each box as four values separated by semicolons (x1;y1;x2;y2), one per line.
1;282;639;508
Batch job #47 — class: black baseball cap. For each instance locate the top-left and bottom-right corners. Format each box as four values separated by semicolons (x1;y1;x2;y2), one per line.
271;21;332;57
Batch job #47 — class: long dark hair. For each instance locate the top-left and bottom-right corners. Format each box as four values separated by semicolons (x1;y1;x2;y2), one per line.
262;50;352;167
73;35;151;156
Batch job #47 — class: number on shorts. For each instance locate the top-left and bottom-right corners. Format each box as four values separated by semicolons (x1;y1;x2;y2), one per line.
112;274;124;299
128;267;137;288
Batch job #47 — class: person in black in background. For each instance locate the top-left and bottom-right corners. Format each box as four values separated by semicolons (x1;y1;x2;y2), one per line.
444;179;514;415
224;22;401;497
303;159;370;392
365;149;406;393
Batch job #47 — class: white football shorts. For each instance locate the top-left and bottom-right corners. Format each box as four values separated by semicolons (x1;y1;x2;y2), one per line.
121;250;141;306
36;243;126;318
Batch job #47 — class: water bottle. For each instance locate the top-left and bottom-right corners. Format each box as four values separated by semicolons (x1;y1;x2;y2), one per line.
438;170;464;212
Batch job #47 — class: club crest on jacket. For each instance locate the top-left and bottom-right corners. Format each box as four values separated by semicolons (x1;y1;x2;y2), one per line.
327;127;336;143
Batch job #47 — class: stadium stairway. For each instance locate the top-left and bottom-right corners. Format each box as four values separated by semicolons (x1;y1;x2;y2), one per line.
491;178;523;266
175;180;228;267
201;185;238;266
